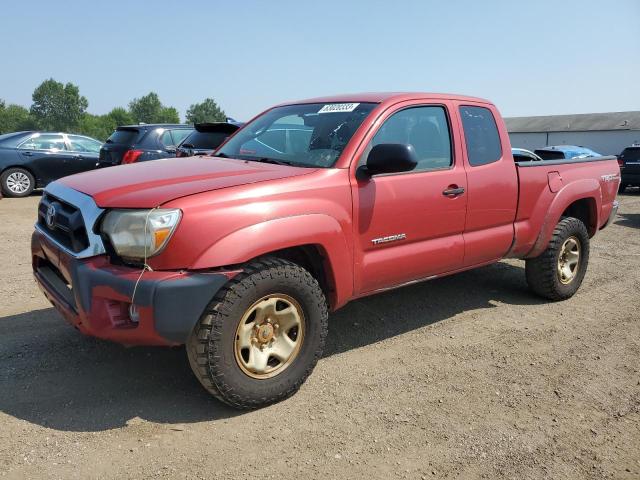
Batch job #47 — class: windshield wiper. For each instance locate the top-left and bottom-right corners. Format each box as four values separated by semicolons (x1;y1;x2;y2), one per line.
213;152;228;158
249;157;295;166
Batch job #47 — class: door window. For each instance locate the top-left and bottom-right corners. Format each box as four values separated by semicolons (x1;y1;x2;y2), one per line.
171;129;193;146
160;130;175;147
19;134;67;151
459;106;502;166
366;106;452;171
68;135;102;153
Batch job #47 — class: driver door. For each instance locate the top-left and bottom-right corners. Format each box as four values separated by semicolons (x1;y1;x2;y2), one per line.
350;102;468;294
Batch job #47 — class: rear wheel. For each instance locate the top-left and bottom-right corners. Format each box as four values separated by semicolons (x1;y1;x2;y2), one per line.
1;168;35;197
187;257;328;409
525;217;590;300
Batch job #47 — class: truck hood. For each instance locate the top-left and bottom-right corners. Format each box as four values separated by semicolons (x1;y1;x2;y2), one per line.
59;156;316;208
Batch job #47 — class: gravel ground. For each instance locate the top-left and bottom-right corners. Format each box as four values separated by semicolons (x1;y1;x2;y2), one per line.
0;192;638;479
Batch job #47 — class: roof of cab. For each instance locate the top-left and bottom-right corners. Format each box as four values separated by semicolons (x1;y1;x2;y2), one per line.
277;92;492;107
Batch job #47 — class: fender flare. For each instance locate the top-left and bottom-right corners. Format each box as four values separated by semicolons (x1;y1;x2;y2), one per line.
190;214;353;308
527;178;601;258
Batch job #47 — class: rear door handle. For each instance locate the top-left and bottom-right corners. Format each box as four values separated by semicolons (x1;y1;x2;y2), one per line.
442;187;465;196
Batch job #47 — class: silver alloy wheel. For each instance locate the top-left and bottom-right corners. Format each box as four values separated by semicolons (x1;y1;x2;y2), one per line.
6;172;31;194
557;236;581;284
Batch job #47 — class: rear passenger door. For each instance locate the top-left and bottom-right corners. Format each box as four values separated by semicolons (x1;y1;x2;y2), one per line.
454;103;518;266
66;135;101;174
351;102;468;293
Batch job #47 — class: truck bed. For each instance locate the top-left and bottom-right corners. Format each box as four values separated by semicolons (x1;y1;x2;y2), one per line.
510;155;620;258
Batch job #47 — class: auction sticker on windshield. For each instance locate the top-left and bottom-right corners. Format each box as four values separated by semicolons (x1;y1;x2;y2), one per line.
318;103;360;114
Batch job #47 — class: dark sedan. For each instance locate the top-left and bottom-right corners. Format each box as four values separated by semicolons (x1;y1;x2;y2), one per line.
0;131;102;197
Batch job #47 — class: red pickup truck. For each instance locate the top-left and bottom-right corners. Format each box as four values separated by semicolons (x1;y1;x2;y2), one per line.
32;93;620;409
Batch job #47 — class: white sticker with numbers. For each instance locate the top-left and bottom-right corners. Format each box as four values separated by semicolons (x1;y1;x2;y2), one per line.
317;103;360;114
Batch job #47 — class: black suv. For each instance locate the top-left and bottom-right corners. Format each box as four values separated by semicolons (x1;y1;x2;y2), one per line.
618;144;640;193
176;122;241;158
98;124;194;167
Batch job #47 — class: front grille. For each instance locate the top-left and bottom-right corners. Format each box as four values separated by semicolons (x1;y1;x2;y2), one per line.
38;193;89;253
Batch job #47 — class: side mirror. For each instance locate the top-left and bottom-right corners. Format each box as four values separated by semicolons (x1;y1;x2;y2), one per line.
358;143;418;179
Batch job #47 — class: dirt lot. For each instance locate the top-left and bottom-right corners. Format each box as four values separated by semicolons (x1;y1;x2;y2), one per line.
0;192;638;480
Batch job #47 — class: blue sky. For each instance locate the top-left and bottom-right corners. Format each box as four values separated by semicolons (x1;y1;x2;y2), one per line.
1;0;638;121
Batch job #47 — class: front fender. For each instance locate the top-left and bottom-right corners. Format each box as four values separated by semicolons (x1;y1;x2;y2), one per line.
527;178;601;258
190;214;353;308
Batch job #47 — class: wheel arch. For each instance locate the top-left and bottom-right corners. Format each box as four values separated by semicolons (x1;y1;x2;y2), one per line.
527;179;601;258
190;214;354;310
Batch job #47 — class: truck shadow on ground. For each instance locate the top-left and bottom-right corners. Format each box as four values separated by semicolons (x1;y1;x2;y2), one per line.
615;213;640;230
0;261;541;432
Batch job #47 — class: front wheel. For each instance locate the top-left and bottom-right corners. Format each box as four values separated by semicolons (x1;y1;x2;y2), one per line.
1;168;35;197
187;257;328;409
525;217;590;301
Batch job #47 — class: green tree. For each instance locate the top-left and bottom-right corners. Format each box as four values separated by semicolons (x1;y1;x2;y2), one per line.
129;92;179;124
158;106;180;124
77;107;135;141
0;100;36;133
30;78;88;131
185;98;226;124
106;107;133;127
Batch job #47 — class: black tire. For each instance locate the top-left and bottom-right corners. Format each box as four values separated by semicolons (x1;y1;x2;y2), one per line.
187;257;328;409
1;167;35;197
618;183;627;194
525;217;590;301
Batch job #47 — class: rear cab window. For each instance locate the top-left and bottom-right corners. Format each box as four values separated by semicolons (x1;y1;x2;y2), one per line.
459;106;502;166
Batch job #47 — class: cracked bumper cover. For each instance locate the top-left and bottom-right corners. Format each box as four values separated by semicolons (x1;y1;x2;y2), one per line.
32;229;231;346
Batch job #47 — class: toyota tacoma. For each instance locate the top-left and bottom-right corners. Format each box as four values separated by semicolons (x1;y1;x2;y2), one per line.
32;93;620;409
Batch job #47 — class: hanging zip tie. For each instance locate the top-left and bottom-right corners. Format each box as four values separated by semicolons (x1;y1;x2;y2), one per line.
131;206;159;305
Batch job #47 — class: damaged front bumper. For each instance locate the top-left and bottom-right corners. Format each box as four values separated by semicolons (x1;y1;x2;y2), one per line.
32;229;231;346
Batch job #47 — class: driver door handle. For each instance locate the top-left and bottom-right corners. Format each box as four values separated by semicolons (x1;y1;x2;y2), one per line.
442;186;465;196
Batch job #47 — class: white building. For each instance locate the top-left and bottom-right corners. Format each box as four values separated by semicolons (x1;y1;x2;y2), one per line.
505;111;640;156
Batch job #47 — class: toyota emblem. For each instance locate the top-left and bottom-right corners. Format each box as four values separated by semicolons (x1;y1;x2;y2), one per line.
45;204;57;229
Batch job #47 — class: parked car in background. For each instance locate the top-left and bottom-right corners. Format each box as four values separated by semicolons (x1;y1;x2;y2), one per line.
0;131;102;197
98;124;194;168
534;145;601;161
512;148;543;162
176;122;241;158
617;144;640;193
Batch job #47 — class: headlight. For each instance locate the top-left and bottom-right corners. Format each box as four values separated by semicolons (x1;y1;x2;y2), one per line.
101;209;181;259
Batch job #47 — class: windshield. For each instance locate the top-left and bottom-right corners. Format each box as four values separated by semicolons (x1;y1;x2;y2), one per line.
215;102;376;167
